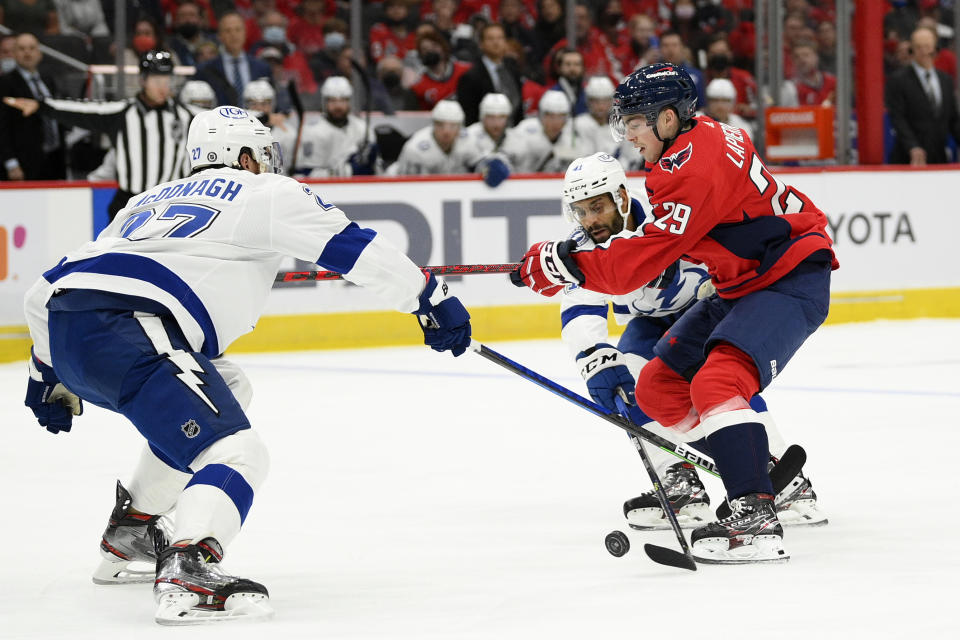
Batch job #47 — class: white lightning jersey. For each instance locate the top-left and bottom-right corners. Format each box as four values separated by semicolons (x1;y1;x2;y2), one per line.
295;113;368;177
270;114;299;177
559;204;711;358
24;167;428;364
573;113;619;157
389;125;483;175
501;116;596;173
462;121;516;161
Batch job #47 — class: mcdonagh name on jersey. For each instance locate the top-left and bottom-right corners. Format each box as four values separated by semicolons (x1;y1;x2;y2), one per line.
134;178;243;207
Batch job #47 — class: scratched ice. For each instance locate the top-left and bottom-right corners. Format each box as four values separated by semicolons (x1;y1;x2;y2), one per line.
0;319;956;639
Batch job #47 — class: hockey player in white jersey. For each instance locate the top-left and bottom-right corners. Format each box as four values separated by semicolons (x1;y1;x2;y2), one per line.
293;76;373;177
389;99;510;186
558;153;826;530
242;79;299;175
502;90;594;173
21;107;473;625
180;80;217;109
461;93;515;186
574;76;619;156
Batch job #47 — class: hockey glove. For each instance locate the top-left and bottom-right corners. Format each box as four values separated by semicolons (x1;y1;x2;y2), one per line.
349;142;379;176
509;239;584;297
576;343;637;411
414;272;472;357
25;349;82;434
480;157;510;187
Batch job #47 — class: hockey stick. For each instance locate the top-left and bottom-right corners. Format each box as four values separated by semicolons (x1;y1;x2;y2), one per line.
468;342;720;477
471;340;700;570
275;262;521;284
287;80;305;172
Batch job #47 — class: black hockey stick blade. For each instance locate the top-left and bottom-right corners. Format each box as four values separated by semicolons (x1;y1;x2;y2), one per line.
643;544;697;571
715;444;808;519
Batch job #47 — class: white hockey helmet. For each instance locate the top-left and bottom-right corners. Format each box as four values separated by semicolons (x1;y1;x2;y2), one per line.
479;92;512;118
180;80;216;109
585;76;615;99
706;78;737;101
243;79;276;110
561;152;629;224
321;75;353;101
186;106;282;174
538;90;570;115
431;99;465;124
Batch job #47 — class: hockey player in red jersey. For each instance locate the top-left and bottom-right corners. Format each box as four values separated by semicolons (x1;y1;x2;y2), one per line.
511;63;838;564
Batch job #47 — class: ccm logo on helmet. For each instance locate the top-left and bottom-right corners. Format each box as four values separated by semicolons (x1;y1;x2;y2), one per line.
218;106;248;119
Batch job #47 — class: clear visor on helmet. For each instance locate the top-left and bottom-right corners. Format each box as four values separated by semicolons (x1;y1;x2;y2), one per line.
608;106;657;143
255;142;283;174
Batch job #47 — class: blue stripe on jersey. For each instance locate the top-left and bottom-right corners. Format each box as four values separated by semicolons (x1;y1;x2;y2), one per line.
611;303;630;315
316;222;377;274
185;463;255;523
561;304;607;328
42;253;219;357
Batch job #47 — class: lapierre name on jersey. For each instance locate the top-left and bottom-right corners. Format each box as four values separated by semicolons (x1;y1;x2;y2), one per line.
571;115;838;298
24;169;427;366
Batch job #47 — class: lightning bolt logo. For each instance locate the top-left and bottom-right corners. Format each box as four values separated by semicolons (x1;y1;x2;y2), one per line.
168;352;219;414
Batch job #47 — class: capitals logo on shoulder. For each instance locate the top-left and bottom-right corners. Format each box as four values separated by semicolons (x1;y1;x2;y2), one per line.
658;142;693;173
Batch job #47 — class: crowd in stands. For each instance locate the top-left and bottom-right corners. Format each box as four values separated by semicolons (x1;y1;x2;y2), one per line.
2;0;960;182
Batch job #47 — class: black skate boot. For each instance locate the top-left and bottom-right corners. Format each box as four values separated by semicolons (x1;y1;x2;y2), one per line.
691;492;788;564
623;461;711;530
92;481;168;584
154;537;273;625
774;463;828;527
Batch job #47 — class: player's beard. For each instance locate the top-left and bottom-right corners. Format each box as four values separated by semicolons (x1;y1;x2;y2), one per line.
587;215;624;244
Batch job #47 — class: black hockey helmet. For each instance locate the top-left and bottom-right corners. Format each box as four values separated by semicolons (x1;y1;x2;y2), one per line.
609;63;698;143
140;50;174;76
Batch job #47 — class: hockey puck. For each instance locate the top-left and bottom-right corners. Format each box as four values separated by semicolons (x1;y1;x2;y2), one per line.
605;530;630;557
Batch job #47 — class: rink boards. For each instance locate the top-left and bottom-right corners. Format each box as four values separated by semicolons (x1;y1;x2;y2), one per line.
1;168;958;360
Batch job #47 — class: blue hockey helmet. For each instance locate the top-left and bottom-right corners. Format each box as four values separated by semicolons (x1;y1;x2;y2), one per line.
609;63;698;143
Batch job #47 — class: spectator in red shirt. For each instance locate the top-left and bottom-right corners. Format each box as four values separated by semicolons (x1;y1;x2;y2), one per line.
782;40;836;107
704;34;758;119
410;31;471;110
542;3;616;84
620;13;659;77
251;9;318;96
370;0;418;64
287;0;327;56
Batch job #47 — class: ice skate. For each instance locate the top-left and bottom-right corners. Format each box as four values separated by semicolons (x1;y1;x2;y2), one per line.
623;462;711;530
691;492;789;564
775;467;828;527
154;538;273;625
92;481;168;585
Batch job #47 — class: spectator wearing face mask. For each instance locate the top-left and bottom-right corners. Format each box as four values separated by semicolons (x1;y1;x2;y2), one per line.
0;35;17;75
251;9;317;96
168;1;210;67
410;31;471;111
372;54;419;113
620;13;659;77
308;18;349;86
124;18;179;73
704;34;757;119
287;0;327;56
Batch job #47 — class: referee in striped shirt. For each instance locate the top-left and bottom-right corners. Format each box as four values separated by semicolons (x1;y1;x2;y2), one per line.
2;51;198;219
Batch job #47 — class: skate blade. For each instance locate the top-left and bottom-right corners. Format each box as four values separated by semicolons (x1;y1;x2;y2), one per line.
778;501;829;528
627;503;711;531
692;536;790;565
155;592;274;626
92;558;156;585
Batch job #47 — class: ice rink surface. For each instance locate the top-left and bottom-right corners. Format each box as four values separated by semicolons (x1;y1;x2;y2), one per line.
1;318;957;639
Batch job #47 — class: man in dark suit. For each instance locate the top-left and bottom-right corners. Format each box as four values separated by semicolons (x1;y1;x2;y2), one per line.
457;23;523;126
0;32;64;180
195;12;271;106
886;26;960;165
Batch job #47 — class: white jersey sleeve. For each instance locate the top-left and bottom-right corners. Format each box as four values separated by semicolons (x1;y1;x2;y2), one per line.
560;227;611;358
296;114;369;177
24;168;428;363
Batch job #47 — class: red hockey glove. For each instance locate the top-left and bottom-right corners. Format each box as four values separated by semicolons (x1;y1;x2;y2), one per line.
509;239;584;297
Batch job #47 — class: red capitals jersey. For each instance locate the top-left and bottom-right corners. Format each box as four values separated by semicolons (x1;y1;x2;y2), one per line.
411;62;472;110
369;23;417;63
572;116;838;298
795;72;837;106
